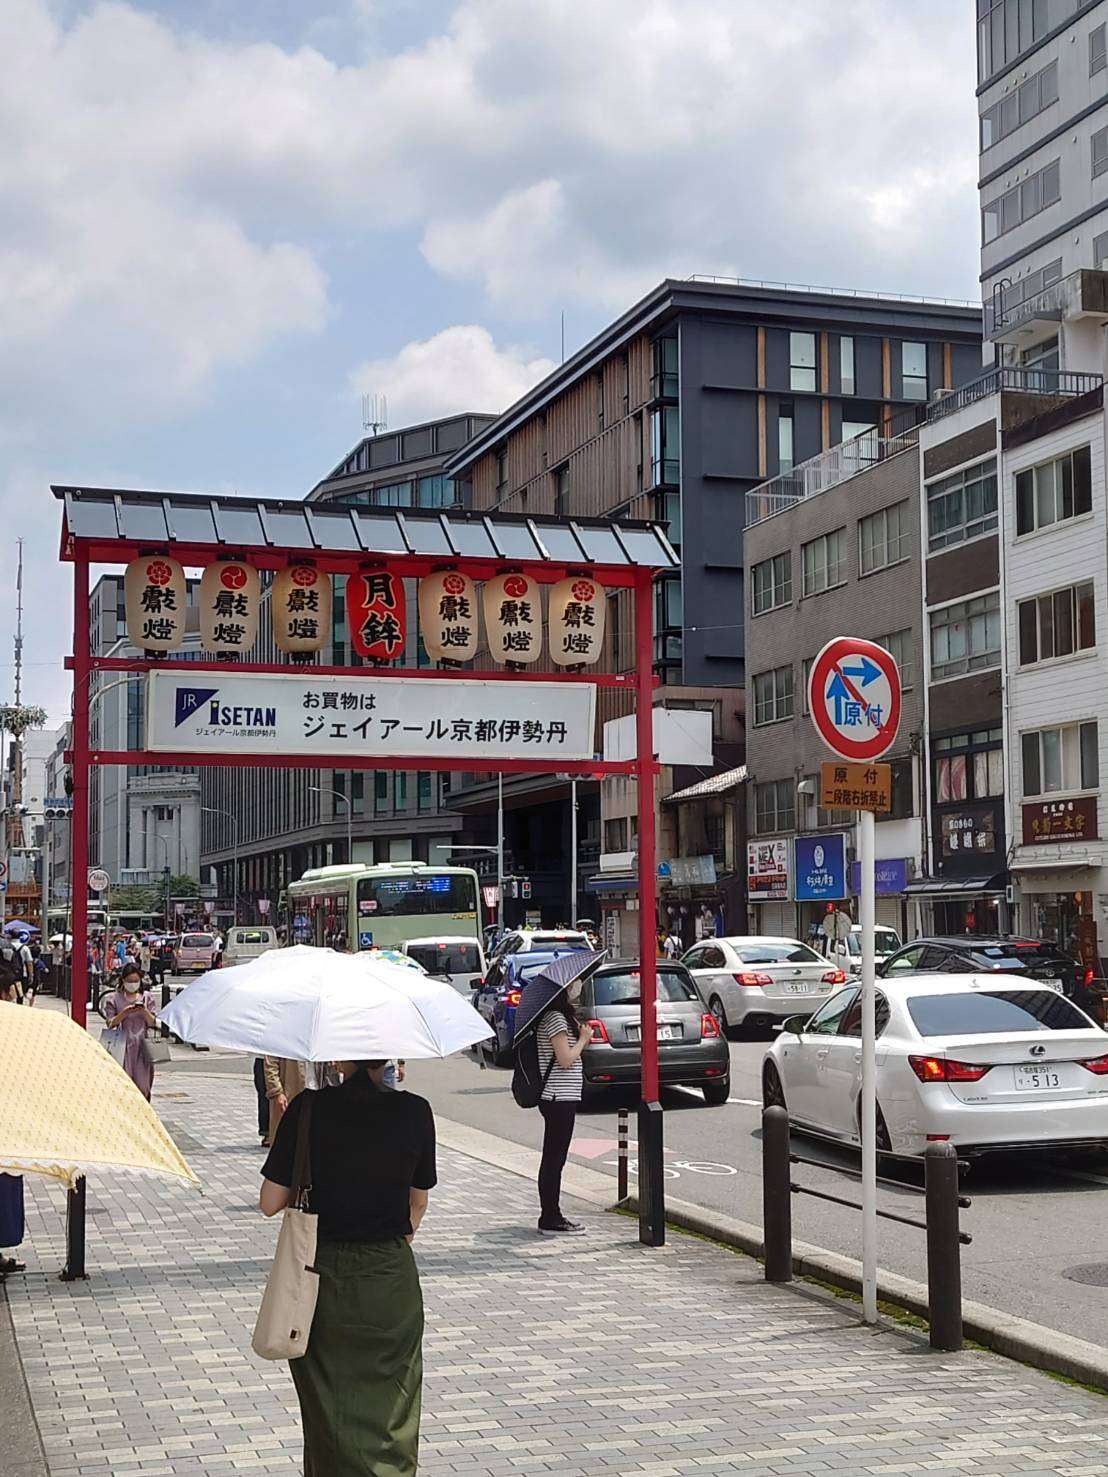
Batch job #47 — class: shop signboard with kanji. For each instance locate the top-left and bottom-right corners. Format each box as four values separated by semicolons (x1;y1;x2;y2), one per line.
418;572;478;662
199;561;260;653
272;566;331;653
808;637;901;762
124;556;187;652
1022;796;1099;845
484;573;541;663
820;761;891;812
549;576;605;665
348;570;407;661
747;839;790;899
147;669;595;760
941;805;997;857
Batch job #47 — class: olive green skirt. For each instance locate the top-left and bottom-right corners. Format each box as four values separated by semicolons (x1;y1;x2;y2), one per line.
291;1238;424;1476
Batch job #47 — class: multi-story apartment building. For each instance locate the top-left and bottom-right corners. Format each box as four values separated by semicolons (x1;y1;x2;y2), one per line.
743;432;926;942
447;277;982;934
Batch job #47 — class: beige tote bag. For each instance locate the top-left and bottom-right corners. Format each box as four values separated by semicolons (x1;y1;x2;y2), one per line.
252;1095;320;1361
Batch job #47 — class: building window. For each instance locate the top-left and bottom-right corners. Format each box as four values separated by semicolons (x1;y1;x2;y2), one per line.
1093;22;1107;74
1015;446;1092;534
753;665;794;726
553;464;570;515
655;489;681;548
859;500;911;575
901;341;928;400
652;336;678;399
654;576;682;645
927;459;998;551
930;592;1001;680
417;772;432;811
374;771;389;808
596;372;605;431
801;528;847;596
374;481;412;507
604;816;628;852
879;628;915;691
752;552;792;614
495;447;508;499
754;779;795;835
978;0;1071;85
621;352;630;415
1018;581;1096;665
1094;126;1108;179
980;59;1058;149
1022;720;1098;796
650;406;680;486
935;727;1004;802
789;332;817;392
416;475;453;507
840;336;855;396
982;158;1061;245
778;403;794;473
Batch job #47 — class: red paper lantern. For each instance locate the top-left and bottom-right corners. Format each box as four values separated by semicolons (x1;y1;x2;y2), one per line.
348;570;406;661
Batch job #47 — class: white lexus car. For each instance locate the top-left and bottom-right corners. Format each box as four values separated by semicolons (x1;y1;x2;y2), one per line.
762;973;1108;1157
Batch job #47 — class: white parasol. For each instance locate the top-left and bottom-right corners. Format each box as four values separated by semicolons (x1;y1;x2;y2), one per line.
158;944;492;1060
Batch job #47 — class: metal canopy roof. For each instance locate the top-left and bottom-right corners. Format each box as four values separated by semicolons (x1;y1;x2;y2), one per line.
663;765;748;804
53;485;679;574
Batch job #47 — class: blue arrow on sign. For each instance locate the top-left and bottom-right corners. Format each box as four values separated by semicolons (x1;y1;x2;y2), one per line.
840;657;880;687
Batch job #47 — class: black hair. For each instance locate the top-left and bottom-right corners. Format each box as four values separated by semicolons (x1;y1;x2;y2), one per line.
345;1060;388;1095
120;962;142;982
543;992;579;1035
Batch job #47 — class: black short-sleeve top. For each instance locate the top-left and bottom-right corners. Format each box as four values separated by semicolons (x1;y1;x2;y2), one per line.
261;1078;437;1243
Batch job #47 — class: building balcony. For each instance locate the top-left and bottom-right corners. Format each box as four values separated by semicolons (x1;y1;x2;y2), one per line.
924;365;1103;425
745;426;918;528
984;268;1108;344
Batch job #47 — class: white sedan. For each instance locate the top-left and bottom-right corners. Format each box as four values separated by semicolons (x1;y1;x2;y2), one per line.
762;973;1108;1157
682;936;846;1034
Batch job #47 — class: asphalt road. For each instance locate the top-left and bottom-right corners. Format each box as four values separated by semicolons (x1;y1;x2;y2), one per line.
404;1034;1108;1350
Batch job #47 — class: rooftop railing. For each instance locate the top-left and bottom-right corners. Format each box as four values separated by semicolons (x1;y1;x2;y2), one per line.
745;424;919;528
685;274;980;310
924;365;1102;423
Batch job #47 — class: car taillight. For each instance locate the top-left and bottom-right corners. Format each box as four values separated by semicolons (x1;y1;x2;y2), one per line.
505;989;521;1007
734;972;773;986
1080;1054;1108;1075
822;969;847;985
908;1055;991;1083
700;1012;720;1039
1085;967;1097;986
586;1017;609;1044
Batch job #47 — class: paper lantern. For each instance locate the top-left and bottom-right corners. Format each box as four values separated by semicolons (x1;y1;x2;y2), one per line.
549;576;605;666
124;555;187;652
272;565;332;654
418;571;478;663
199;560;260;654
483;572;542;664
347;569;407;661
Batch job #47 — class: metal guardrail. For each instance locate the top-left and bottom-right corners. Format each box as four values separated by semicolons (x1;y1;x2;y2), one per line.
745;424;919;528
925;366;1103;424
762;1105;971;1351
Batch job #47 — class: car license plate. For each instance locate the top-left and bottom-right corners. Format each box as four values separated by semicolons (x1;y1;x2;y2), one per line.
627;1024;679;1042
1014;1063;1063;1090
782;980;812;994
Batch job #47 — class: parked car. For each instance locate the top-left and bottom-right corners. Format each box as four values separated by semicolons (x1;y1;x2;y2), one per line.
576;960;731;1104
174;932;217;974
762;973;1108;1158
222;925;278;969
400;935;486;995
487;927;592;965
878;936;1089;997
681;936;846;1036
474;949;576;1064
829;924;902;977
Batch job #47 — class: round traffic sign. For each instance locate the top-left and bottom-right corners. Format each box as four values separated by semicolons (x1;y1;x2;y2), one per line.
808;636;901;761
87;867;111;893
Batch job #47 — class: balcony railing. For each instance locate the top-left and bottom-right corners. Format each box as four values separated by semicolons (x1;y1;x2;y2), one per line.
924;366;1102;424
745;425;918;528
984;267;1108;341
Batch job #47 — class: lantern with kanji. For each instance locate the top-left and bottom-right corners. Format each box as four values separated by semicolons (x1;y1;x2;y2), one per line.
199;560;260;654
348;569;407;661
549;575;605;666
418;571;478;663
124;555;187;652
272;565;332;654
483;572;542;664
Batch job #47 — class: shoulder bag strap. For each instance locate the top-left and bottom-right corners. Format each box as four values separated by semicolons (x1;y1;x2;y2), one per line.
289;1092;314;1212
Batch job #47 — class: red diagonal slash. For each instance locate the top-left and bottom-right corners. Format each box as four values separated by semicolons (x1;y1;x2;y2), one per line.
830;661;892;737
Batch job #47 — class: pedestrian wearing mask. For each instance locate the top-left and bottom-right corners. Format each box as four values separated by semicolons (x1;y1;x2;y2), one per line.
104;963;158;1100
260;1058;436;1476
534;981;592;1235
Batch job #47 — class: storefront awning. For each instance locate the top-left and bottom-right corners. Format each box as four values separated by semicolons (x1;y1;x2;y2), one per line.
586;873;638;895
663;765;747;804
1010;853;1105;871
903;871;1007;897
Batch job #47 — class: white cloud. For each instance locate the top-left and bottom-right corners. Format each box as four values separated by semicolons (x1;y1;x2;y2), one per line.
349;325;555;425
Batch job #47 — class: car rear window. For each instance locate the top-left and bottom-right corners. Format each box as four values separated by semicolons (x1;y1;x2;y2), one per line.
232;930;270;946
907;990;1090;1036
406;943;480;974
182;935;213;948
593;969;697;1006
736;943;822;965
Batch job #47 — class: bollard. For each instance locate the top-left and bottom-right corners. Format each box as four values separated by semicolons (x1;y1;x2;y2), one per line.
617;1107;629;1201
637;1100;665;1246
924;1141;963;1351
60;1177;88;1282
160;979;171;1040
762;1105;793;1283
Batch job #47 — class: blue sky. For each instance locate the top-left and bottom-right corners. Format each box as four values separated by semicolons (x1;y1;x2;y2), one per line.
0;0;980;727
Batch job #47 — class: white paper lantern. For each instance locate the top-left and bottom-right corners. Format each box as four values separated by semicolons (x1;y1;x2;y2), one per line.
272;566;332;654
124;555;187;652
199;561;260;654
482;573;542;664
418;571;479;662
549;576;605;666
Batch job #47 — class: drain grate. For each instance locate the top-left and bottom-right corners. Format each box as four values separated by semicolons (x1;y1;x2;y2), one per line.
1063;1264;1108;1286
159;1120;207;1154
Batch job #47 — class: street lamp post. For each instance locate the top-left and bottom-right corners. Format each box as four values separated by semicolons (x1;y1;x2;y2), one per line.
309;783;353;864
201;806;239;927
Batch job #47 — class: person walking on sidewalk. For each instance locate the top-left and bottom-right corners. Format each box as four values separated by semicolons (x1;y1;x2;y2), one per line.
263;1056;306;1146
260;1059;436;1477
104;963;158;1100
0;968;26;1282
535;987;592;1235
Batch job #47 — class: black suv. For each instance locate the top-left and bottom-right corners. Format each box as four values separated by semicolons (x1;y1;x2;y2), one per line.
878;935;1090;998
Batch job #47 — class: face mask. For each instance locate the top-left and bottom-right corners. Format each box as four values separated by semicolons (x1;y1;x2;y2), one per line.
123;981;141;996
567;982;583;1003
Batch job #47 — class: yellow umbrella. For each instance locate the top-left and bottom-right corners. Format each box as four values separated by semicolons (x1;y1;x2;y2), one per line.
0;1006;199;1189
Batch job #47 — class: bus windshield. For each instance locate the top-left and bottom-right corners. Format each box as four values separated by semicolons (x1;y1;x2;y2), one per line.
357;874;477;919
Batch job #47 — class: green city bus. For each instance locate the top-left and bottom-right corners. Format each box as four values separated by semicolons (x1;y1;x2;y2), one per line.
281;862;482;953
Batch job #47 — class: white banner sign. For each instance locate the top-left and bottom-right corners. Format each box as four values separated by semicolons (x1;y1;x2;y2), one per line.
146;670;597;761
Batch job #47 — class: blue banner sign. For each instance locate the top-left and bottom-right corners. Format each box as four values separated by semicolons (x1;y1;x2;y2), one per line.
849;857;908;896
794;834;847;902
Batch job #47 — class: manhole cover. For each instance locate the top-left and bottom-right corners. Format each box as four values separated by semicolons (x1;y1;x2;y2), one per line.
1063;1264;1108;1286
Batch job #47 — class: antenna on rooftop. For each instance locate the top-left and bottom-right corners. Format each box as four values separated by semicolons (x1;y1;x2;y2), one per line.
362;393;388;435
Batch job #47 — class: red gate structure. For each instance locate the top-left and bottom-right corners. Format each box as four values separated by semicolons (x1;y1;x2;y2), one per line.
57;486;678;1266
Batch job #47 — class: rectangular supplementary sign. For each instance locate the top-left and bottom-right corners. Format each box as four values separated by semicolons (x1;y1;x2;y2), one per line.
146;670;597;761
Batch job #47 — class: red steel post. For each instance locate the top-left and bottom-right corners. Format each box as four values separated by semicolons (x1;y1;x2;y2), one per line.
70;554;90;1030
634;569;659;1103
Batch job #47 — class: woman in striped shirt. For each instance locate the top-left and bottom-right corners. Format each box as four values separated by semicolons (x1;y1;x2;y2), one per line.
534;984;593;1235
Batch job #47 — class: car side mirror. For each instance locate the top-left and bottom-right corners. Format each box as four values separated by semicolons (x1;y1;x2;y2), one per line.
470;977;484;991
874;961;887;978
781;1014;810;1036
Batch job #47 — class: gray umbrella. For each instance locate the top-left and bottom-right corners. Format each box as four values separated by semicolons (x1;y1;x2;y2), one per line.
513;949;607;1046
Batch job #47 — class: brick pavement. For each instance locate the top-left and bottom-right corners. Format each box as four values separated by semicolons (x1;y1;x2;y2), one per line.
5;1068;1108;1476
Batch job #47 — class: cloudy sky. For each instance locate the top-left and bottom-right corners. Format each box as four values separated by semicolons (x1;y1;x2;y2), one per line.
1;0;980;726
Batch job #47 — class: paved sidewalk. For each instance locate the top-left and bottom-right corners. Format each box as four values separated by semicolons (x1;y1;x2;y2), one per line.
6;1069;1108;1476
